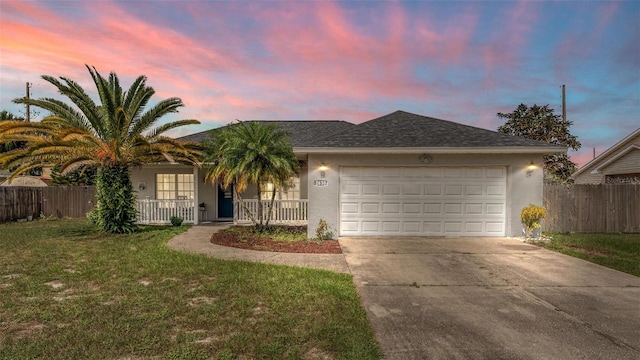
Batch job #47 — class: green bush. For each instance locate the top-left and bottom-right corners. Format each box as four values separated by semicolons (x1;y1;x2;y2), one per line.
86;208;100;226
170;216;183;227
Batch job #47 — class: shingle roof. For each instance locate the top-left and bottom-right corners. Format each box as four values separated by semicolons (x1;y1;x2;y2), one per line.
307;110;556;148
178;110;560;149
178;120;355;147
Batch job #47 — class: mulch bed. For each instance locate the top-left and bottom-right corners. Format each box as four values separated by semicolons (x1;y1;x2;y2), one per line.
210;226;342;254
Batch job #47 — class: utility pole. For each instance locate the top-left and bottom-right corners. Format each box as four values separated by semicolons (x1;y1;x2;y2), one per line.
25;82;31;122
561;84;566;124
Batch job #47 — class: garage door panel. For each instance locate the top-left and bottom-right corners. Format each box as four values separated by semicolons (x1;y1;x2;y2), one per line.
424;168;444;178
444;203;463;214
445;168;464;177
424;221;443;233
362;184;380;195
465;203;483;215
361;203;380;213
444;222;463;233
465;222;484;233
382;203;400;213
339;166;506;236
404;184;421;195
403;203;421;213
341;221;359;232
341;203;359;214
424;203;442;214
382;221;401;232
404;222;421;232
425;185;443;195
362;221;380;232
466;168;484;178
342;183;359;195
445;185;463;196
465;185;484;196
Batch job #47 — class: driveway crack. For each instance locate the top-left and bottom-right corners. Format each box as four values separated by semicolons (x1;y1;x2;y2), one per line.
509;287;639;354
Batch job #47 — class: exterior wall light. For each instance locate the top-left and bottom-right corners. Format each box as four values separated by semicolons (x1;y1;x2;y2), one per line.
526;162;536;178
319;162;328;178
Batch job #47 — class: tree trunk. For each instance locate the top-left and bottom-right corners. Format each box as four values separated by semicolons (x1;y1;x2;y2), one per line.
265;187;277;227
235;190;258;226
256;183;263;228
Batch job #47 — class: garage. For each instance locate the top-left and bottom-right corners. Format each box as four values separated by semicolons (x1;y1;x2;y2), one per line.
339;166;507;236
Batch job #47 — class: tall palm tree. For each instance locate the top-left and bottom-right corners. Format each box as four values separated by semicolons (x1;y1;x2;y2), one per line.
0;66;202;233
204;121;299;228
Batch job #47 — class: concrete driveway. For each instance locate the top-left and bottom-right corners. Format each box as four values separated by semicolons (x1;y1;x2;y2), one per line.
339;237;640;360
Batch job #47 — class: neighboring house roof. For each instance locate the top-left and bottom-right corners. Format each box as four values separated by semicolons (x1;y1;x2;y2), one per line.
0;175;49;187
178;120;356;147
178;110;565;153
573;128;640;179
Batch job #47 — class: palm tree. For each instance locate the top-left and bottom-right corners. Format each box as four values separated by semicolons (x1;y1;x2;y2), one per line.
0;66;202;233
204;121;300;229
0;110;25;153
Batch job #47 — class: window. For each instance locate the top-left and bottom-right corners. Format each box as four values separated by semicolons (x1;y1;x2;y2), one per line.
260;176;300;200
156;174;194;200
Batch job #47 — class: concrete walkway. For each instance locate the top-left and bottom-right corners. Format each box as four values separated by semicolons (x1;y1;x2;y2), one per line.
166;223;350;273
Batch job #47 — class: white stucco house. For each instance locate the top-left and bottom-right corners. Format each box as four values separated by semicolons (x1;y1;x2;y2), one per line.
130;110;566;238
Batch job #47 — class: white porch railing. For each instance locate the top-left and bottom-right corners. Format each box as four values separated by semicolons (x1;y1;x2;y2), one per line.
136;199;195;224
234;199;308;224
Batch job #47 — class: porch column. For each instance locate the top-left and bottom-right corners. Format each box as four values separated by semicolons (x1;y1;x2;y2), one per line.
193;165;199;224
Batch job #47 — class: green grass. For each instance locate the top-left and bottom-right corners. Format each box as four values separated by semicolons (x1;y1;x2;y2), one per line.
536;233;640;277
0;219;380;359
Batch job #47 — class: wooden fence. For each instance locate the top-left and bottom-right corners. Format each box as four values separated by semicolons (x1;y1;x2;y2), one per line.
543;184;639;233
0;186;97;222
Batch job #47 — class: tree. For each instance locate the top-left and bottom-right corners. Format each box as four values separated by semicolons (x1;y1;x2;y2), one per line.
204;121;300;229
0;66;202;233
0;110;25;153
497;104;581;183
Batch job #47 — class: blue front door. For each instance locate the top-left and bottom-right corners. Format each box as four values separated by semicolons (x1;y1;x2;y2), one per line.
217;185;234;218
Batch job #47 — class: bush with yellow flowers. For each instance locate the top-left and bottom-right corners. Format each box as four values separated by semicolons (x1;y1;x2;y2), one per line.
521;204;547;239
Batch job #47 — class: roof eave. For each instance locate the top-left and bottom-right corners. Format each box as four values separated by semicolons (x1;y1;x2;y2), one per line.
573;128;640;177
293;146;567;154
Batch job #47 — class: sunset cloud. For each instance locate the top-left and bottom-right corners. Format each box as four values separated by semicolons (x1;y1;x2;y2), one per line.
0;0;638;166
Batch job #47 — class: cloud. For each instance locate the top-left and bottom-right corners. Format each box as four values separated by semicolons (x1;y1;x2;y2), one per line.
1;0;637;168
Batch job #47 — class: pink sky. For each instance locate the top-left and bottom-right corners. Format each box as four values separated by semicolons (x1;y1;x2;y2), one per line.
1;0;638;167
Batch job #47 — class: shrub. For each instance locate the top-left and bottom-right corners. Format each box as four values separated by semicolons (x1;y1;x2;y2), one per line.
315;219;334;240
86;208;101;226
521;204;546;239
170;216;183;227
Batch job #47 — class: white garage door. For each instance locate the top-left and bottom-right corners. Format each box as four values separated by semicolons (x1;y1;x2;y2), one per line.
339;167;506;236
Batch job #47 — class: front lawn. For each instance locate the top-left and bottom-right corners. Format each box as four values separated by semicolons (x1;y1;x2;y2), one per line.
536;233;640;277
0;219;380;359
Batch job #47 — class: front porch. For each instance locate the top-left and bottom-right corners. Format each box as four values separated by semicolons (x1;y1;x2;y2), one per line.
136;199;196;224
135;199;308;225
234;199;308;225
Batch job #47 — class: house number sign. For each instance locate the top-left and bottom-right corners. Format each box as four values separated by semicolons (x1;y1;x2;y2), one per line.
313;179;328;187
